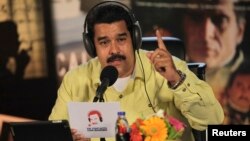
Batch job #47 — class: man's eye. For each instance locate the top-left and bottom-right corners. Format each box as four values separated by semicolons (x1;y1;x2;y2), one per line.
100;40;110;46
211;15;229;31
117;38;126;42
235;81;243;89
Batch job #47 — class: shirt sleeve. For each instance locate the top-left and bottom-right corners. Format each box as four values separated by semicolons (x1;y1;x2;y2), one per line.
170;59;224;130
48;72;73;120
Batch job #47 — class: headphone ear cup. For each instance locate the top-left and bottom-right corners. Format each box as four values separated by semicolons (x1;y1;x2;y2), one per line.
82;32;96;58
88;118;90;122
100;117;103;122
132;21;142;50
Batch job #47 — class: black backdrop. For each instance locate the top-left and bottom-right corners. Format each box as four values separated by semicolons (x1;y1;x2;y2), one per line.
0;0;57;120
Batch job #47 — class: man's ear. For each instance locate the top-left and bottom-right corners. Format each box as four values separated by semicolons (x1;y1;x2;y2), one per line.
236;18;246;45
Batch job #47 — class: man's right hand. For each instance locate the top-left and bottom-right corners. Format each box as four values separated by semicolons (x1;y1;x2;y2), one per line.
71;129;90;141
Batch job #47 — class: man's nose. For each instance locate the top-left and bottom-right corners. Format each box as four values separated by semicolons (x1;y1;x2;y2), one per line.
200;17;217;40
110;41;120;54
241;86;250;97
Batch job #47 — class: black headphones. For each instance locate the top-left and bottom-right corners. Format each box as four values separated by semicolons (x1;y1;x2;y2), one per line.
82;1;142;58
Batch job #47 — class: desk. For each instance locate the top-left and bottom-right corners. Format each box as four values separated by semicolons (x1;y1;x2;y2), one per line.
0;114;34;135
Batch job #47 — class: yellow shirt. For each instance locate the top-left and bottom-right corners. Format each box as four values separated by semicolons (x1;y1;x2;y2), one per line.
49;49;224;141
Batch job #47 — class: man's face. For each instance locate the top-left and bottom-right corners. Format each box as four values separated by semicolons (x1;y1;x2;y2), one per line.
89;114;100;125
183;0;245;69
228;74;250;111
94;20;135;77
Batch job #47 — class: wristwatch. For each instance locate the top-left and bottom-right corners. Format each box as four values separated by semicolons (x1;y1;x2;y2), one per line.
168;70;186;89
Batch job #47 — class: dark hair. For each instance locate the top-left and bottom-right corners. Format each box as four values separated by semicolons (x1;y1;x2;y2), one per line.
234;2;246;24
85;4;133;43
227;62;250;88
184;0;246;23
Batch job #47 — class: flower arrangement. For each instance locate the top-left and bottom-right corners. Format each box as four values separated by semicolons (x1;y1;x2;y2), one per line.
130;110;186;141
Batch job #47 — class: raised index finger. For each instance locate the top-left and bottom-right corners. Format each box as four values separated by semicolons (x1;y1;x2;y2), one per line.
156;30;167;51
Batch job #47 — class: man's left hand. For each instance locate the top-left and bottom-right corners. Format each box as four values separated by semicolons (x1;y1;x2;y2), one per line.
146;30;181;85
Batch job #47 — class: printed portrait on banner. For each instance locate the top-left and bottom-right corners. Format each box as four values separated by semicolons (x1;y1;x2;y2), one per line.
132;0;250;125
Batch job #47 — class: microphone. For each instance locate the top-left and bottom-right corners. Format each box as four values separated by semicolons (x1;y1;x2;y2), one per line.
93;65;118;102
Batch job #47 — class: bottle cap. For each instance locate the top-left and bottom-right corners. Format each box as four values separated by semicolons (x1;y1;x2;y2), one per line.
117;111;125;116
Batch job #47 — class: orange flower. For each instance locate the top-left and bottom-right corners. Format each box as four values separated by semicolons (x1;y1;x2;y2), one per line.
140;116;167;141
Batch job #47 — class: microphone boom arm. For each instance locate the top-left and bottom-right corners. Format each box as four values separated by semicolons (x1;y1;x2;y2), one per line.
93;78;109;102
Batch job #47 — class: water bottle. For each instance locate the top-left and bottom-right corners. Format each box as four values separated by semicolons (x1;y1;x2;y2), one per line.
115;111;130;141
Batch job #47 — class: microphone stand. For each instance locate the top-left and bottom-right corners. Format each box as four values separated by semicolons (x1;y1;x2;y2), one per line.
93;88;106;141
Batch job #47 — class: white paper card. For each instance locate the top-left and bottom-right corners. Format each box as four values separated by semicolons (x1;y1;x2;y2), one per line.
68;102;120;138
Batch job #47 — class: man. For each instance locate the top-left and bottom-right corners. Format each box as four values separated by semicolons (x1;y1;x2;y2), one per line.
221;62;250;125
49;1;224;141
88;110;103;127
182;0;246;99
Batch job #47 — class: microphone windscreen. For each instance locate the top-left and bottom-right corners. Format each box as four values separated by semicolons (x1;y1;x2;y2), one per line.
100;65;118;86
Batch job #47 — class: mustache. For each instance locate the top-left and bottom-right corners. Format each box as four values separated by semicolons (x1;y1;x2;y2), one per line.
107;54;126;63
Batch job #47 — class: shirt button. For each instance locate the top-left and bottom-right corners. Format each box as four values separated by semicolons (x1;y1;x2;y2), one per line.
182;88;186;92
187;83;190;87
119;95;123;99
